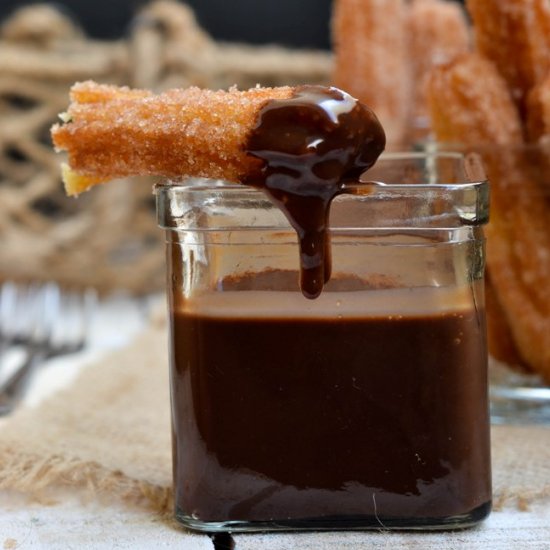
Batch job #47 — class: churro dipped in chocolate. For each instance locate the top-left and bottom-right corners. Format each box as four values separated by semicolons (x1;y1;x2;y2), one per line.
332;0;410;145
466;0;550;114
428;54;550;381
52;81;386;299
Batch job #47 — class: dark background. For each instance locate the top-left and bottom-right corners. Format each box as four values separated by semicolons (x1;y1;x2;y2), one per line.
0;0;334;49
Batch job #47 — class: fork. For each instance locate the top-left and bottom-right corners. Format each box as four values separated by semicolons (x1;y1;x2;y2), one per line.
0;282;96;415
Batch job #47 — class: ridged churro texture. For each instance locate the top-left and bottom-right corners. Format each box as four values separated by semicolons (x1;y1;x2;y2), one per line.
526;74;550;142
485;274;523;369
427;53;523;145
332;0;410;145
408;0;471;122
428;54;550;382
51;81;294;195
467;0;550;113
483;149;550;381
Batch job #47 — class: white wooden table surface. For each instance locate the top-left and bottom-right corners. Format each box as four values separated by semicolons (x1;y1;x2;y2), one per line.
1;493;549;549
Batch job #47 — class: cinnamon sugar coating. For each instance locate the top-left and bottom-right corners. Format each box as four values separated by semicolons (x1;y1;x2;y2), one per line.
483;150;550;381
331;0;410;145
408;0;471;122
52;81;294;195
485;273;523;369
526;74;550;143
427;53;523;145
427;53;550;382
467;0;550;113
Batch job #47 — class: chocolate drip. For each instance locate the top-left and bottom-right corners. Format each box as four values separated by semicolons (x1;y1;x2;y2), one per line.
243;85;385;299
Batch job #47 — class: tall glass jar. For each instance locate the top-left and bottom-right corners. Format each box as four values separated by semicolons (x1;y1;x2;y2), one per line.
156;152;491;532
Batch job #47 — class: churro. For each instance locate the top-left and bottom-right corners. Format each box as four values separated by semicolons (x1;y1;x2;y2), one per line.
526;73;550;143
52;81;294;195
53;81;386;299
408;0;471;125
426;53;523;145
483;150;550;380
331;0;410;145
466;0;550;113
428;54;550;381
485;273;523;369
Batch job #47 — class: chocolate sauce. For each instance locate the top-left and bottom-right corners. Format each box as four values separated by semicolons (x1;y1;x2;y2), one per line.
169;285;491;527
243;86;385;299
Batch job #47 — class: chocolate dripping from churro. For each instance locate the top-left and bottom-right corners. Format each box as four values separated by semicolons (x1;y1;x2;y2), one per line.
243;85;386;299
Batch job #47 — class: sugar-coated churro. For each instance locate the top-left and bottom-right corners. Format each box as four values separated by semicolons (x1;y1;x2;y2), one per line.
331;0;410;145
483;150;550;380
408;0;471;124
52;81;294;195
428;53;550;382
485;273;524;369
526;73;550;143
426;53;523;145
466;0;550;113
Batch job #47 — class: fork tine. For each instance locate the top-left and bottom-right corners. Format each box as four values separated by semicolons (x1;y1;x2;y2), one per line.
0;282;16;325
29;283;60;347
1;282;27;344
0;283;97;415
49;287;97;355
0;282;16;346
82;287;98;340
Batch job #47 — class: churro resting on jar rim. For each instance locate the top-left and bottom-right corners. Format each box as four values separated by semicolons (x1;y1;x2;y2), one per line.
52;80;386;299
52;81;385;196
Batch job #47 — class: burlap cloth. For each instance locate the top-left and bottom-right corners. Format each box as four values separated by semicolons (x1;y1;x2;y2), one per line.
0;321;548;518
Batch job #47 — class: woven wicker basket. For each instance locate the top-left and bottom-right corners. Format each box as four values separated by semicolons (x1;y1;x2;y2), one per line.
0;1;331;294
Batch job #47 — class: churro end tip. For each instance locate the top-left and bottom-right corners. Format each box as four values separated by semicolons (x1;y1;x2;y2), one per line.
61;163;104;196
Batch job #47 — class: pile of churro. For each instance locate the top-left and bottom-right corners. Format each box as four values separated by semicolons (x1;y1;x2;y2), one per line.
51;0;550;379
427;0;550;382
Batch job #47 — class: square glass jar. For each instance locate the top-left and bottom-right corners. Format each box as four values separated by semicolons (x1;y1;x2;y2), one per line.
156;152;491;532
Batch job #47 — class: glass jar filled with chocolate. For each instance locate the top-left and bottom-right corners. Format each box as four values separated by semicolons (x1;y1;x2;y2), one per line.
156;151;491;532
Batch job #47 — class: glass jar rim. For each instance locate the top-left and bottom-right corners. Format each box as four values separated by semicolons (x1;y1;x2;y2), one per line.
155;151;489;231
155;151;488;191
